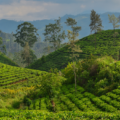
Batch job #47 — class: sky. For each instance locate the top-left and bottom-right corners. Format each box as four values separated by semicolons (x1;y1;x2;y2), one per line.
0;0;120;21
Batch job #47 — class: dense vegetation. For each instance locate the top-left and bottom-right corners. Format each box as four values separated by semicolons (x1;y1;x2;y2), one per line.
25;29;120;72
1;28;120;119
1;11;120;119
0;52;19;67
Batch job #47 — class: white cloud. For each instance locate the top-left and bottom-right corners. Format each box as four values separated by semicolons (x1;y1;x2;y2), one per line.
0;0;120;21
0;0;87;21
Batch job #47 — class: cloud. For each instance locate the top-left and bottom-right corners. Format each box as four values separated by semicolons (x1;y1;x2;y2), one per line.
0;0;87;21
0;0;120;21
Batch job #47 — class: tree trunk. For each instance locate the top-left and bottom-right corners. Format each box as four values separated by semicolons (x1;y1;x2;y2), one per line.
51;99;55;112
94;34;96;50
73;63;77;92
114;37;115;46
72;51;77;93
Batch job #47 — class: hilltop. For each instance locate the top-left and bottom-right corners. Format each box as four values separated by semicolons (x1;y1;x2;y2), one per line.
25;29;120;72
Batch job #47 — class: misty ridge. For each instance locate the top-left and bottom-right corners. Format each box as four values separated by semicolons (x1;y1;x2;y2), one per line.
0;12;120;44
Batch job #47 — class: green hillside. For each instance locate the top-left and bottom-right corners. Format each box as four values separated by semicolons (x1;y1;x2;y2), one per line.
1;29;120;119
0;52;20;67
25;29;120;72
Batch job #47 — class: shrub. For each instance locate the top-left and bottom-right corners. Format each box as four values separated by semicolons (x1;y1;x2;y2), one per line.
12;101;21;109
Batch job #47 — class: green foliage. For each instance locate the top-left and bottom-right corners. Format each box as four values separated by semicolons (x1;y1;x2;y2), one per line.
95;78;109;88
2;25;120;117
33;72;66;99
12;101;21;109
43;17;66;51
89;9;104;34
13;22;39;48
26;29;120;72
41;55;46;63
108;14;120;30
49;68;59;74
61;54;120;96
0;52;19;67
23;96;32;107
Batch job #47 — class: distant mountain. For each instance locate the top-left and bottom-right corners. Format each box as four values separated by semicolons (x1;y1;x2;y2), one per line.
0;12;120;44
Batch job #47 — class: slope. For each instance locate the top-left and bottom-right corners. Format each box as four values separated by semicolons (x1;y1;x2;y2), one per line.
25;29;120;72
0;52;19;67
1;50;120;119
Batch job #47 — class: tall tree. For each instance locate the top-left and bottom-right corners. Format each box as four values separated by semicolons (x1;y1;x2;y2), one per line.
13;22;39;64
65;17;81;41
65;30;83;92
21;42;31;66
21;42;37;67
65;18;82;92
108;14;120;31
113;32;119;46
13;22;39;49
43;44;52;55
118;15;120;23
7;51;14;60
112;31;120;61
96;27;104;34
11;31;15;51
89;9;104;50
12;51;27;67
43;17;66;51
0;31;7;55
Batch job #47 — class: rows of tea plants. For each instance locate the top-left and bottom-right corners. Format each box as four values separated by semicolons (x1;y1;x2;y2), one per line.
99;86;120;110
0;109;120;119
0;63;48;89
21;84;92;112
60;84;100;112
22;97;48;111
60;84;120;112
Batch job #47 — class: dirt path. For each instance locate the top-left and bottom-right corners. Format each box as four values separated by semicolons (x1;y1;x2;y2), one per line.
1;78;28;86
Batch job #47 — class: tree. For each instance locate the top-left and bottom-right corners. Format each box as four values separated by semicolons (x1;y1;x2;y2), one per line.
7;51;14;60
21;42;37;67
65;17;81;41
0;31;7;55
13;22;39;65
21;42;31;66
96;27;104;34
13;22;39;49
89;9;104;50
43;44;52;55
65;18;82;92
12;51;28;67
11;31;15;51
118;15;120;23
112;32;120;61
65;30;83;92
113;32;119;46
108;14;120;31
43;17;66;51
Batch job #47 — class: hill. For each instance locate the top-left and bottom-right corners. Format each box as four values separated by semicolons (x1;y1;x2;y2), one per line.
1;56;120;119
1;29;120;119
25;29;120;72
0;51;19;67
